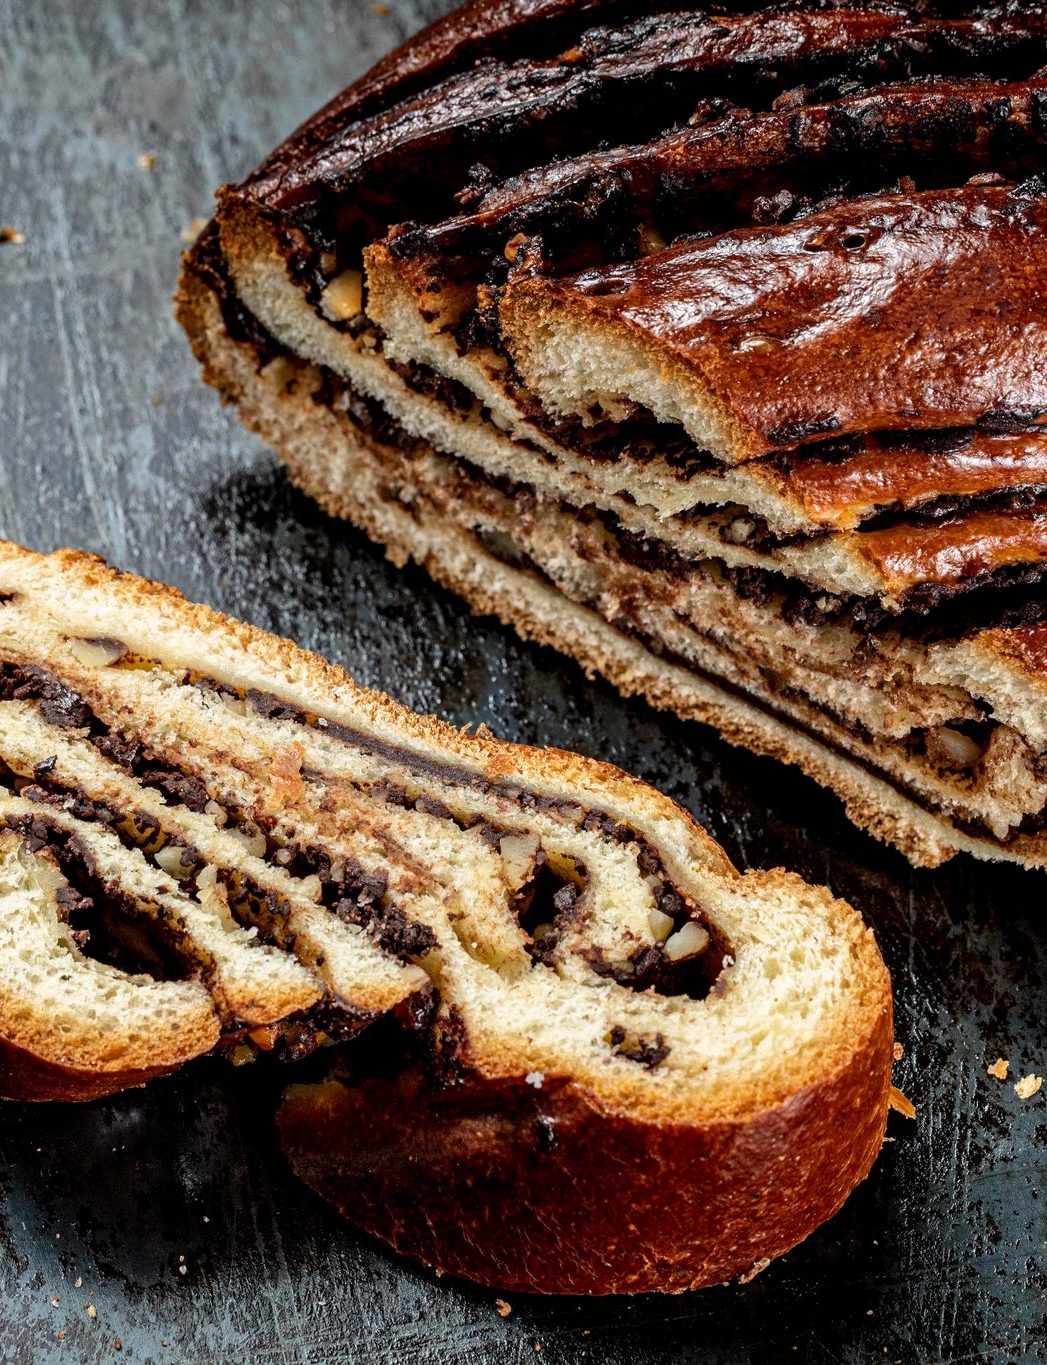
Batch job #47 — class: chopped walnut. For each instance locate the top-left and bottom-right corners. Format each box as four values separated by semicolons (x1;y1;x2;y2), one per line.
269;741;305;807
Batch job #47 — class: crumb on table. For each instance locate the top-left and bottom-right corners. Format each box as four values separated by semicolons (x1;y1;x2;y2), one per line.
180;216;209;245
1014;1074;1042;1100
888;1085;916;1119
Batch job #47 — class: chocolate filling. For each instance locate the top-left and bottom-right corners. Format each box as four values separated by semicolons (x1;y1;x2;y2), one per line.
4;656;718;991
264;835;437;963
608;1024;670;1070
0;807;195;982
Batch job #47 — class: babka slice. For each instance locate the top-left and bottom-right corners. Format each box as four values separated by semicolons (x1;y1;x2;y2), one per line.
177;0;1047;869
0;542;890;1292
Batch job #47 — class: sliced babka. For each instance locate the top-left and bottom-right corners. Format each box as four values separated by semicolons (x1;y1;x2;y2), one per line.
0;541;891;1291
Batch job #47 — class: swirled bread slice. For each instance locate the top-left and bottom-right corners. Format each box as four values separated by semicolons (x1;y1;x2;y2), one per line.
177;0;1047;870
0;543;890;1291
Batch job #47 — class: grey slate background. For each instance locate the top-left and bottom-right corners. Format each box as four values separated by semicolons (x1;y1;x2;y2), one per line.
0;1;1044;1360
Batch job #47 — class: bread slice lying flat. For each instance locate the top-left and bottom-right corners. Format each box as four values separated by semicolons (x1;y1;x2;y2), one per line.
178;0;1047;871
0;541;891;1292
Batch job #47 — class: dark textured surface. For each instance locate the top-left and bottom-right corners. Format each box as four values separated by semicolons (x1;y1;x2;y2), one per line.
0;2;1043;1360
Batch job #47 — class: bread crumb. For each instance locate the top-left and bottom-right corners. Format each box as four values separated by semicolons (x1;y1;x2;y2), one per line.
74;1277;82;1289
86;1304;97;1319
180;216;209;245
50;1295;59;1306
987;1057;1009;1081
1015;1074;1043;1100
56;1331;65;1341
0;226;25;245
137;151;157;171
372;2;390;13
495;1298;512;1317
738;1257;771;1285
888;1086;916;1119
115;1339;123;1351
892;1042;904;1061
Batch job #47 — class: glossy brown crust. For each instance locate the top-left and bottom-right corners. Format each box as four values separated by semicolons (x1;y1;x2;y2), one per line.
395;73;1047;274
238;7;1047;233
856;504;1047;593
507;183;1047;462
279;995;892;1297
242;0;613;192
0;1036;184;1103
765;430;1047;531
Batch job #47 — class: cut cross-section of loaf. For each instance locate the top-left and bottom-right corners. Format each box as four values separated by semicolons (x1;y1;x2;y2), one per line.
177;0;1047;871
0;541;891;1293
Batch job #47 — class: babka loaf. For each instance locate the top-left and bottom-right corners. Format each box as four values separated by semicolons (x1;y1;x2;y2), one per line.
0;542;890;1292
177;0;1047;870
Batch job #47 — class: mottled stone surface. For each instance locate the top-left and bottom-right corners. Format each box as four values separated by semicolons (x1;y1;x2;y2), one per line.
0;2;1043;1360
